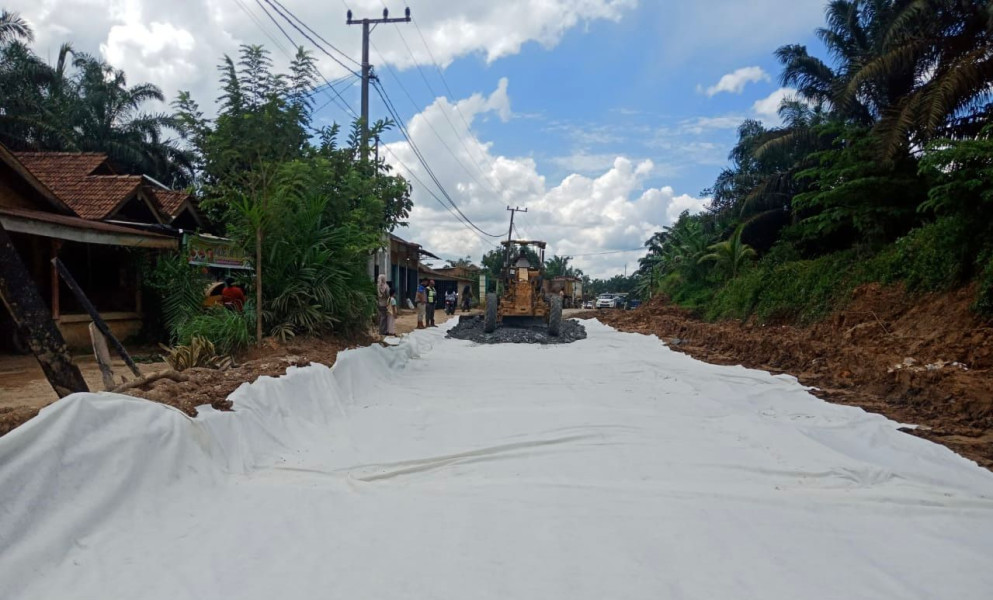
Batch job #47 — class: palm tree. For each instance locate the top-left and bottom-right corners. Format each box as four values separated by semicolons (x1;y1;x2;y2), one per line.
0;9;32;45
445;256;475;269
0;36;192;185
698;226;757;280
545;254;575;277
68;53;193;185
862;0;993;154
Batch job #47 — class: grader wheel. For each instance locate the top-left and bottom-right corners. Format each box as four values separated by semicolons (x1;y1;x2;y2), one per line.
484;293;498;333
548;295;562;337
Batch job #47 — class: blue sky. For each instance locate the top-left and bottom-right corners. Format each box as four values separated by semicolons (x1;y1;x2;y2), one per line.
12;0;831;276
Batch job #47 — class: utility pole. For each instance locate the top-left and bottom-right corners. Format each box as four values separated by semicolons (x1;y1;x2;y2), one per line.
347;6;411;160
504;206;527;269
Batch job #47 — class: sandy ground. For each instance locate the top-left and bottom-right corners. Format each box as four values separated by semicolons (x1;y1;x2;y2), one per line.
0;353;169;410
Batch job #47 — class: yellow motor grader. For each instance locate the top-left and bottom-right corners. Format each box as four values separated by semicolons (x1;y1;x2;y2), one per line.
483;240;562;336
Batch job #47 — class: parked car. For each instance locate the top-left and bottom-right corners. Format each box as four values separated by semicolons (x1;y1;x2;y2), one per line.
583;300;594;309
626;299;642;310
595;294;616;309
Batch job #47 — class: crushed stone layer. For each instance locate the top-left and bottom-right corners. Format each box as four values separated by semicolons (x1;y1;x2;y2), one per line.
446;315;587;344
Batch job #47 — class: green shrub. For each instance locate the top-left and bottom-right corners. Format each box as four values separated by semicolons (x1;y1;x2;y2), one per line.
973;252;993;319
707;268;765;321
175;303;256;355
143;254;207;342
894;216;973;292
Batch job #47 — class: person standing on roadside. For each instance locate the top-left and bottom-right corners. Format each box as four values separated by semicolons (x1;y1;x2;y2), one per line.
376;274;390;336
387;289;398;336
462;284;473;312
426;279;437;327
222;277;246;311
415;279;427;329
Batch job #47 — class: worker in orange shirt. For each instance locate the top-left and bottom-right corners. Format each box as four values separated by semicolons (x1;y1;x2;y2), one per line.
221;277;246;311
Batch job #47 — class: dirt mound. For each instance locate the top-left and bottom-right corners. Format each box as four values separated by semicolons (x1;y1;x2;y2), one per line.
447;315;587;344
582;284;993;469
125;335;365;416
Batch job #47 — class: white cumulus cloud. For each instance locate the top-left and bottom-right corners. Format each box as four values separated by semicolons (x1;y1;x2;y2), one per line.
752;87;799;124
705;66;771;97
8;0;637;113
385;80;709;278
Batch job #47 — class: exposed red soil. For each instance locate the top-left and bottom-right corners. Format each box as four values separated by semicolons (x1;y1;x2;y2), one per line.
0;309;456;437
126;335;368;416
0;334;371;436
579;283;993;469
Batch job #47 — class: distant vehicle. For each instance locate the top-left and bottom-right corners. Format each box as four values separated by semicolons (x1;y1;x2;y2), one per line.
626;299;641;310
595;294;616;309
583;300;594;309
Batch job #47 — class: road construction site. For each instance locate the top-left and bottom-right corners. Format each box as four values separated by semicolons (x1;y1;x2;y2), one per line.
2;318;992;600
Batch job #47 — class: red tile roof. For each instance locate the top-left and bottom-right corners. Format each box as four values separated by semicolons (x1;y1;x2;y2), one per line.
149;188;191;217
14;152;108;179
14;152;142;220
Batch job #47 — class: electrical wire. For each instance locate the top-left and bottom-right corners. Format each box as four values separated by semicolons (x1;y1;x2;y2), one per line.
282;0;503;246
380;144;499;248
371;42;502;203
254;0;359;119
233;0;291;58
269;0;361;68
411;16;508;195
260;0;361;78
373;79;503;238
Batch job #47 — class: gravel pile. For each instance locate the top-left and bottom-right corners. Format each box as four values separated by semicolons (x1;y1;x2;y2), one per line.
446;315;587;345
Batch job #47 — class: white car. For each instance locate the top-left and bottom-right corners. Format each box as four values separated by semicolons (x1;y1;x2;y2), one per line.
583;300;594;309
595;295;616;309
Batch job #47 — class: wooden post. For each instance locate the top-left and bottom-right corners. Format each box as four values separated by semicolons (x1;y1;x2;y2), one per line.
88;322;116;390
255;226;263;347
50;239;61;319
52;257;142;378
0;223;88;397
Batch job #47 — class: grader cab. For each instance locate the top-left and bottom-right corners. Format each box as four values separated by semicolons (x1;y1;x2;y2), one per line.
484;240;563;336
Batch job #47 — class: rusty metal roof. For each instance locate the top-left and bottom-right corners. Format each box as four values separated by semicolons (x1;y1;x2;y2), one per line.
0;207;177;248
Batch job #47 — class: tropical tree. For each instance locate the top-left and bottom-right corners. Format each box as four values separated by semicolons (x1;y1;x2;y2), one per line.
0;34;192;185
445;256;475;269
698;226;757;280
545;254;578;277
0;9;31;45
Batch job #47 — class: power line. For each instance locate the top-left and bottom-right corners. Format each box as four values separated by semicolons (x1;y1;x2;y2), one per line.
373;79;502;238
311;75;359;114
253;0;359;119
411;16;506;193
233;0;291;58
261;0;361;78
371;42;502;203
568;249;645;257
269;0;361;68
380;10;503;200
380;144;499;248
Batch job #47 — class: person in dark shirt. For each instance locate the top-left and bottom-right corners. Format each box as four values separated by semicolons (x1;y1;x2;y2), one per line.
221;278;245;311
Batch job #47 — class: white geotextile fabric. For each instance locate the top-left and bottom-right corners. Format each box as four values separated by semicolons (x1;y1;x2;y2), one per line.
2;320;993;599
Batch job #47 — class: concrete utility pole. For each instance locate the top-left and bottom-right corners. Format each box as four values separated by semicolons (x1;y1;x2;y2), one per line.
504;206;527;269
347;6;411;159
